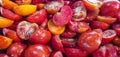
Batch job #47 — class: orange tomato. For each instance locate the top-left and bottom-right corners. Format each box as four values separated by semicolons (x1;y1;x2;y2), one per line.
0;35;12;50
47;20;65;35
13;5;37;16
2;0;18;10
0;17;14;28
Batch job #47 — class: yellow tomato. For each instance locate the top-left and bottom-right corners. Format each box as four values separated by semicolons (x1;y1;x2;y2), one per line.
0;17;14;28
47;20;65;35
13;5;37;16
0;35;12;50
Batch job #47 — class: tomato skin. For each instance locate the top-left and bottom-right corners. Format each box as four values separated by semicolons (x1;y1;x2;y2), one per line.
32;0;44;4
51;51;63;57
29;28;51;44
113;23;120;36
0;54;9;57
7;42;26;57
15;0;32;5
78;31;102;54
112;36;120;46
24;44;50;57
26;9;47;24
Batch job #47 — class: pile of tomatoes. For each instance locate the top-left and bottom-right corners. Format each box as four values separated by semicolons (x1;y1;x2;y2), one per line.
0;0;120;57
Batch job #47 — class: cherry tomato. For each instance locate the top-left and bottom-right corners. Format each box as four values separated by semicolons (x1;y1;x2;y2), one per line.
113;23;120;36
1;7;22;21
93;44;118;57
72;1;87;21
112;36;120;46
0;17;14;28
26;9;47;24
51;35;64;52
15;0;32;5
90;21;110;30
78;31;101;53
0;54;9;57
24;44;50;57
3;28;21;42
0;35;12;50
102;30;116;44
29;28;51;44
51;51;63;57
7;42;26;57
100;0;120;16
13;5;37;16
53;5;72;26
17;21;39;40
47;20;65;35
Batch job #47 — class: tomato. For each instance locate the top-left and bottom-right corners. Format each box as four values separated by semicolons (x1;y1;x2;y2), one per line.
90;21;110;30
29;28;51;44
92;44;118;57
113;23;120;36
0;35;12;50
1;7;22;21
32;0;45;4
44;1;64;14
26;9;47;24
112;36;120;46
53;5;72;26
68;21;89;33
7;42;26;57
0;17;14;28
72;1;87;21
24;44;50;57
100;0;120;16
78;31;101;53
13;5;37;16
0;54;9;57
47;20;65;35
3;28;21;42
96;16;117;24
64;48;87;57
51;51;63;57
15;0;32;5
17;21;39;40
2;0;18;10
51;35;64;52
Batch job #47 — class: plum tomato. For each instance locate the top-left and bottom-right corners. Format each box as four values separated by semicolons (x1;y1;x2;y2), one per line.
24;44;50;57
0;35;12;50
53;5;72;26
47;20;65;35
51;35;64;52
68;21;89;33
96;16;117;24
7;42;26;57
72;1;87;21
100;0;120;16
13;5;37;16
1;7;22;21
92;44;118;57
90;21;110;30
32;0;45;4
112;36;120;46
51;51;63;57
29;28;51;44
1;0;18;10
78;31;102;54
113;23;120;36
26;9;47;24
64;48;87;57
102;29;116;44
15;0;32;5
3;28;22;42
0;17;14;28
44;1;64;14
0;54;9;57
17;21;39;40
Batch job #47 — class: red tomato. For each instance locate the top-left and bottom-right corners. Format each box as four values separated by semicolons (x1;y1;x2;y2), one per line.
113;23;120;36
100;0;120;16
51;51;63;57
112;36;120;46
72;1;87;21
26;9;47;24
7;42;26;57
78;31;102;53
32;0;45;4
91;21;110;30
15;0;32;5
3;28;22;42
24;44;50;57
53;5;72;26
0;54;9;57
102;30;116;44
51;35;64;52
17;21;39;40
29;28;51;44
93;44;118;57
